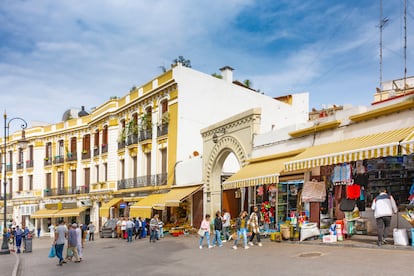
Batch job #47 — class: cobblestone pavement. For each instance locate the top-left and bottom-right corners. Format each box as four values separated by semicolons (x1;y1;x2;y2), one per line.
1;234;413;276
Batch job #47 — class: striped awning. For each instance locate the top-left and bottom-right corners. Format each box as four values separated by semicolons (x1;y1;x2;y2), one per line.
53;207;88;218
100;198;123;218
129;193;168;218
223;155;295;190
30;208;59;219
164;185;202;207
285;127;414;171
401;129;414;155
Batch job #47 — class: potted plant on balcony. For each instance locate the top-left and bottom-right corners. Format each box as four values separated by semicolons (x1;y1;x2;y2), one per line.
140;113;152;131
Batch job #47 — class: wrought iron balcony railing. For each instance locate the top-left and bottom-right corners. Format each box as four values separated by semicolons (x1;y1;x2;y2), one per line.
117;173;167;190
44;186;90;197
26;160;34;168
101;144;108;154
138;130;152;142
53;155;65;164
126;135;138;146
16;162;24;170
66;152;77;162
82;151;91;160
157;123;169;137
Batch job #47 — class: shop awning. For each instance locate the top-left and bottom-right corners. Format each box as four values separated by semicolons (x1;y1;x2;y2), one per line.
100;198;123;218
129;194;168;218
30;208;59;219
285;126;414;171
401;129;414;155
53;207;88;218
164;185;203;207
222;150;305;190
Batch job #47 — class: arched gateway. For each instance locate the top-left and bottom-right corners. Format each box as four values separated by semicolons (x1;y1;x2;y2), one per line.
201;108;262;217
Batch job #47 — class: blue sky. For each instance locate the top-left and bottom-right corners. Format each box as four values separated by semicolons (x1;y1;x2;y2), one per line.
0;0;413;127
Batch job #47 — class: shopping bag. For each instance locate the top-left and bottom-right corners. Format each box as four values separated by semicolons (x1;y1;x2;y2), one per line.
67;247;73;257
48;245;56;258
197;229;205;237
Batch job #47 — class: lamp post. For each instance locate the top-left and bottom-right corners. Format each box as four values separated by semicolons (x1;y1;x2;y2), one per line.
1;112;27;255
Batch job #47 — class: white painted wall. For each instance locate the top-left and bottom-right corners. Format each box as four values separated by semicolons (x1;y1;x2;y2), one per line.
175;157;203;186
172;65;309;162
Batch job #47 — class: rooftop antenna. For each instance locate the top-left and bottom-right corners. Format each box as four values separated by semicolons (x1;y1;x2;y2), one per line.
379;0;389;100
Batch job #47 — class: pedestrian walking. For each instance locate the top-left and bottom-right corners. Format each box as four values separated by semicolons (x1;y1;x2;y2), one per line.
53;219;68;266
126;218;135;242
14;226;24;254
158;219;164;238
149;214;160;243
140;217;147;239
49;224;55;239
233;211;249;250
134;217;142;239
371;188;398;246
222;209;231;242
248;206;263;247
76;224;83;261
199;214;212;249
67;223;81;263
37;226;41;238
121;217;127;240
212;211;223;247
87;221;96;241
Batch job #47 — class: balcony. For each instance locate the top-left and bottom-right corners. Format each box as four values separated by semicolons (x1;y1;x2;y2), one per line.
16;162;24;170
101;144;108;154
44;158;52;166
0;194;12;200
117;173;167;190
93;147;99;157
26;160;34;168
126;135;138;146
139;130;152;142
157;123;168;137
82;151;91;160
44;186;90;197
53;155;65;165
118;141;126;150
6;164;12;172
13;190;41;199
66;152;77;162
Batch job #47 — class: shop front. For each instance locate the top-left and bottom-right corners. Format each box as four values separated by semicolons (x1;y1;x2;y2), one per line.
222;150;305;230
128;185;203;235
284;126;414;243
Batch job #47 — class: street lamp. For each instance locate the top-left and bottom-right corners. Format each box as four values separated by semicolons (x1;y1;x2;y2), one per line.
0;112;28;255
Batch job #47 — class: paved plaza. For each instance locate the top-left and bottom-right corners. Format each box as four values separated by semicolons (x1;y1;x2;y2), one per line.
0;234;413;276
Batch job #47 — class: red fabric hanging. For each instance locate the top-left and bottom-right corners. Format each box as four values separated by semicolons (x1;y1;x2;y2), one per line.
346;184;361;199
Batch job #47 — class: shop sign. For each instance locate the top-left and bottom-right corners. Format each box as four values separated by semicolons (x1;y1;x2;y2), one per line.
120;203;126;209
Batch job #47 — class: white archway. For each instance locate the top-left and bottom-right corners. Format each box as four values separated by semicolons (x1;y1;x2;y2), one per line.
201;108;262;216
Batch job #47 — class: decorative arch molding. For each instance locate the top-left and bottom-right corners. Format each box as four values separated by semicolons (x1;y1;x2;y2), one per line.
205;135;247;192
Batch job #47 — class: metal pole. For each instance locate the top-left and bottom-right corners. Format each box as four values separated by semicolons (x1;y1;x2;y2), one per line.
0;113;27;255
0;112;9;254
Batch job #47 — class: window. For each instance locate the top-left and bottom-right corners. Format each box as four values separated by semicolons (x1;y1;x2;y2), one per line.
94;129;100;148
58;140;64;156
133;156;137;178
28;175;33;190
83;134;90;152
45;142;52;159
70;137;77;153
103;163;108;181
18;176;23;192
102;126;108;145
58;172;64;192
71;170;76;191
120;160;125;180
95;165;99;183
161;148;167;174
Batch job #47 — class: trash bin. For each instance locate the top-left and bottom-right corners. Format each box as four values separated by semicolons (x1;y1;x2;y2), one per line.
23;236;33;253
